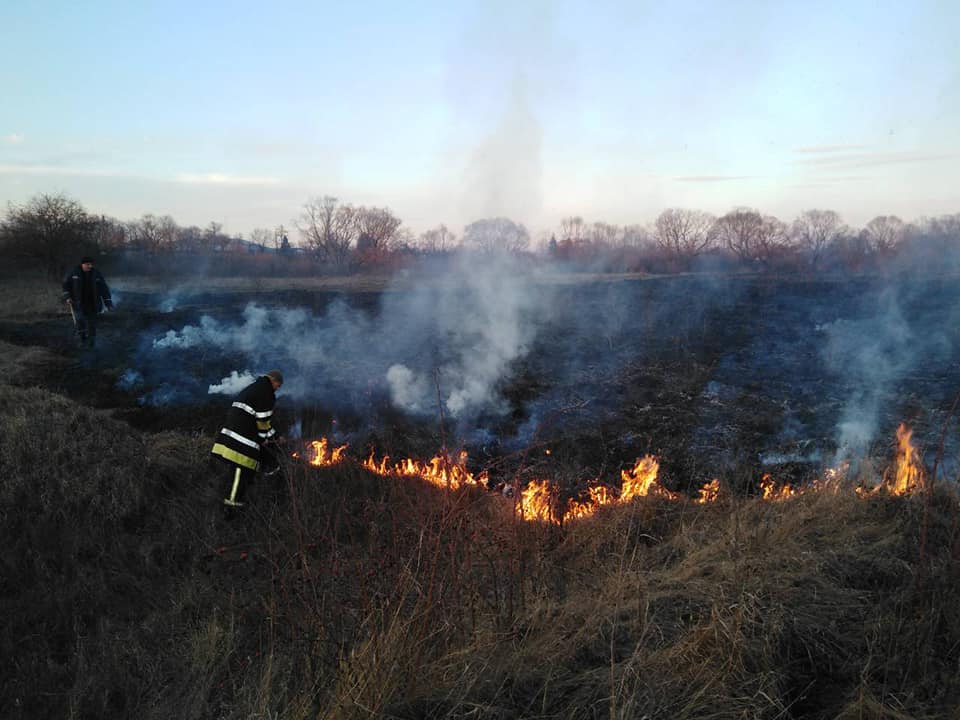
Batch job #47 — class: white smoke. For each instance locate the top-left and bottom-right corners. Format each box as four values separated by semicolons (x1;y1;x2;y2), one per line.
208;370;257;395
149;252;552;425
386;364;431;413
821;288;915;463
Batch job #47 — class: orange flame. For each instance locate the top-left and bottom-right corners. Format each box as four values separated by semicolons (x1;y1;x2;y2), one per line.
520;479;556;522
696;479;721;504
307;437;348;466
759;473;798;501
620;455;678;501
889;423;924;495
362;449;484;490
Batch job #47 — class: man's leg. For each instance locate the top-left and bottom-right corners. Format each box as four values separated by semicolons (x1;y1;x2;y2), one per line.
86;314;98;347
74;310;89;345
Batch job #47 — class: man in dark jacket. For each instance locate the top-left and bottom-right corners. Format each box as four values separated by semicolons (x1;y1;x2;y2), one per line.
61;255;113;347
211;370;284;509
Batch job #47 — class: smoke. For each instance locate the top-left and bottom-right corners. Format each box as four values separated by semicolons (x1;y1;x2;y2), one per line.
209;370;257;395
143;252;556;439
818;282;945;465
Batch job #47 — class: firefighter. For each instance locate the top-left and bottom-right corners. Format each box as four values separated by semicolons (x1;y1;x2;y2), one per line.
61;255;113;347
211;369;284;511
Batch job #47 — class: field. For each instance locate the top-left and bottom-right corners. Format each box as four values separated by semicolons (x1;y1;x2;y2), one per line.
1;266;959;719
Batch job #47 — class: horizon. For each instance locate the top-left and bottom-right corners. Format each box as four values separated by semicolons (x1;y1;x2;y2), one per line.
1;0;958;238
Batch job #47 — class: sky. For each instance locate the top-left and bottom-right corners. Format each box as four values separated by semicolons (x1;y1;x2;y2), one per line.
1;0;957;240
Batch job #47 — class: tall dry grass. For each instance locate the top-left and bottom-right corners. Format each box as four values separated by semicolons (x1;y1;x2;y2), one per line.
2;380;960;719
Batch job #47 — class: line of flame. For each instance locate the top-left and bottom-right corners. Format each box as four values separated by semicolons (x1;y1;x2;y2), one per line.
297;424;928;524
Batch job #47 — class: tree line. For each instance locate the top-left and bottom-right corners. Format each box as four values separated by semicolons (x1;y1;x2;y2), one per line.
2;191;958;277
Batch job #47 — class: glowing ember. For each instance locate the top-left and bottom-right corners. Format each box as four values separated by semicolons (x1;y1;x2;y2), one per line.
696;479;721;504
362;449;484;490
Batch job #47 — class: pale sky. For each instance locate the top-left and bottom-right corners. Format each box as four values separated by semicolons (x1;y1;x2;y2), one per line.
1;0;957;239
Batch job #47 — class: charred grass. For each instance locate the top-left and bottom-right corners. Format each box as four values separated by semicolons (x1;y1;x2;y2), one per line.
3;274;960;719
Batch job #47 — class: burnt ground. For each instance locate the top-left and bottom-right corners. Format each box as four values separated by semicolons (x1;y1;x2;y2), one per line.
4;272;960;496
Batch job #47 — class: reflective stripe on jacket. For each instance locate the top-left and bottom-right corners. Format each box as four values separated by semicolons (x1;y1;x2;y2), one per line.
211;375;277;470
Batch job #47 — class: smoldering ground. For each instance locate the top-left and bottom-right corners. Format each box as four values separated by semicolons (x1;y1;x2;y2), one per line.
117;262;960;483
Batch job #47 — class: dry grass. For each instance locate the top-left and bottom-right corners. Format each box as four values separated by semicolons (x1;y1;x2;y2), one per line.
0;271;64;320
2;378;960;719
2;271;960;719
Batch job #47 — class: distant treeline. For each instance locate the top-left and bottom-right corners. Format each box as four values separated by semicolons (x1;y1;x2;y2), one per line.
2;191;959;278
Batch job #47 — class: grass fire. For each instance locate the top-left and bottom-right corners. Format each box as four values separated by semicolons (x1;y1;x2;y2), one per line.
2;267;960;720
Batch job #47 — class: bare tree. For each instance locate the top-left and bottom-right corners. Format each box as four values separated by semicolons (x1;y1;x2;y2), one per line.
419;224;457;252
297;196;359;266
589;222;621;246
654;208;716;259
126;214;163;253
791;209;843;270
176;225;203;253
91;215;127;252
861;215;905;256
204;221;230;252
157;215;180;252
0;192;96;276
714;207;789;266
560;216;586;243
462;217;530;253
356;206;403;253
622;224;653;248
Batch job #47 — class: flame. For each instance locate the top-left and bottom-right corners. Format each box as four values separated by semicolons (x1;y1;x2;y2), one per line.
889;423;924;495
524;456;678;524
620;455;678;500
759;473;799;501
294;423;924;525
520;479;556;522
362;449;484;490
306;437;348;466
566;484;618;520
696;479;721;504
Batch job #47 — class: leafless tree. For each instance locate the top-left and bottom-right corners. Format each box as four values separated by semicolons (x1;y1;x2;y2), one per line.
91;215;127;252
204;221;230;252
791;209;843;270
0;192;97;276
622;224;653;248
176;225;203;253
297;195;359;266
560;216;586;243
714;207;789;266
126;214;164;253
654;208;716;259
419;224;457;252
861;215;905;255
356;206;403;253
157;215;180;252
590;222;621;246
462;217;530;253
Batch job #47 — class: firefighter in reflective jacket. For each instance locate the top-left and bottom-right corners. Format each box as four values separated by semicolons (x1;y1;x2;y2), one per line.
211;369;283;508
